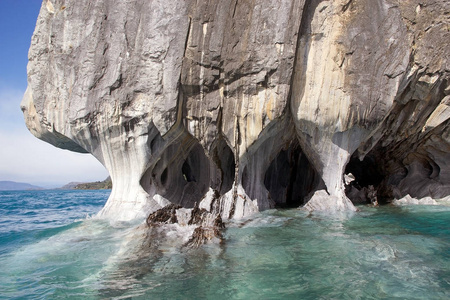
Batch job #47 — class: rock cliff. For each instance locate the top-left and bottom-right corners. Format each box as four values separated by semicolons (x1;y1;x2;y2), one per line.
22;0;449;221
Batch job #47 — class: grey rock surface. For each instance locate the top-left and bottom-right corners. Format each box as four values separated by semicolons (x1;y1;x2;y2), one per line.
22;0;449;220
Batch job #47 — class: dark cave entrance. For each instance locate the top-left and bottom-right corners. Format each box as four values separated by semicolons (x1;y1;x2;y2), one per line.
174;143;211;207
142;133;237;209
264;142;319;208
344;153;385;205
211;137;235;196
142;137;211;208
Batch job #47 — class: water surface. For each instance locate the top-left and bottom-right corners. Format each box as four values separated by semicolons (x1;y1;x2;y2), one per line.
0;190;448;299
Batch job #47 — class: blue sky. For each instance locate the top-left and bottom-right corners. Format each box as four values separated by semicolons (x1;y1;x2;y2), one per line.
0;0;108;188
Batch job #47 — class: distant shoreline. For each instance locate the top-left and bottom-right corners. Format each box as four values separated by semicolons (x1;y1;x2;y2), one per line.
61;177;112;190
0;177;112;191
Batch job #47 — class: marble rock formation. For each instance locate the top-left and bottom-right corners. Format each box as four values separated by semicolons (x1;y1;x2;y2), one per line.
22;0;449;221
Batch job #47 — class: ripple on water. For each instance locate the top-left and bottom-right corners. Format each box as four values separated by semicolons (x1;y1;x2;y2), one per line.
0;190;449;299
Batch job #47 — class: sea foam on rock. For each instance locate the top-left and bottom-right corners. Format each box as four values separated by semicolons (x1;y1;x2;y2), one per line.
146;203;225;247
22;0;450;221
392;195;443;206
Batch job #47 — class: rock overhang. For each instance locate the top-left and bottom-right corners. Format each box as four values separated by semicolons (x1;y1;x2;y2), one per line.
22;0;450;221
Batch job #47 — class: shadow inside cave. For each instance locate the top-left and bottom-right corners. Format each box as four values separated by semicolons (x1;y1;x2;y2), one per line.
141;132;236;208
264;141;320;208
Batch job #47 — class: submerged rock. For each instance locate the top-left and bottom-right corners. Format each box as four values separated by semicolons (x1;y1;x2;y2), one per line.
22;0;449;220
146;202;225;247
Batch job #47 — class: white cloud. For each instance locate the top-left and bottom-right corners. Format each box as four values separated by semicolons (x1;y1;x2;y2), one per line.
0;129;109;188
0;88;109;188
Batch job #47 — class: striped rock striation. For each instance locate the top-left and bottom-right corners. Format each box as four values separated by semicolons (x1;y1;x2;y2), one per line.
22;0;449;220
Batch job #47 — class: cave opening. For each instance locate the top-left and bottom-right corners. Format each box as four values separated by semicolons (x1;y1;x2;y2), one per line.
141;136;211;208
160;168;168;185
263;142;319;208
182;160;196;182
211;137;235;195
174;143;210;207
344;153;385;205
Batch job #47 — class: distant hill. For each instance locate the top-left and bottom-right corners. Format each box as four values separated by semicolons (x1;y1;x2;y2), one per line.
60;182;85;189
0;181;44;191
63;177;112;190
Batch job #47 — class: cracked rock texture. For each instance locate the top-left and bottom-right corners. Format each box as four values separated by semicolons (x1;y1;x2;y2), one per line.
22;0;449;220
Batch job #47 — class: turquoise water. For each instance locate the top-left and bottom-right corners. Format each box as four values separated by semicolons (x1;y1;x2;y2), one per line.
0;190;449;299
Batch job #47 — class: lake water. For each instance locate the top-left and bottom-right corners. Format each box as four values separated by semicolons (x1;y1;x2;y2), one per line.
0;190;449;299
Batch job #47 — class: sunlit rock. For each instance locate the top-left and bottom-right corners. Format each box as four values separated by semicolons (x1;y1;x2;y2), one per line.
392;195;438;206
22;0;449;220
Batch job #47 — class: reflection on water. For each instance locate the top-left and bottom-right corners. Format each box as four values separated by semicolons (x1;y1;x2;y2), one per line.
0;190;449;299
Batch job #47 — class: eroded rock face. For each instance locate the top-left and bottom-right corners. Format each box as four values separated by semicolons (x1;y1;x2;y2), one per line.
22;0;449;220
